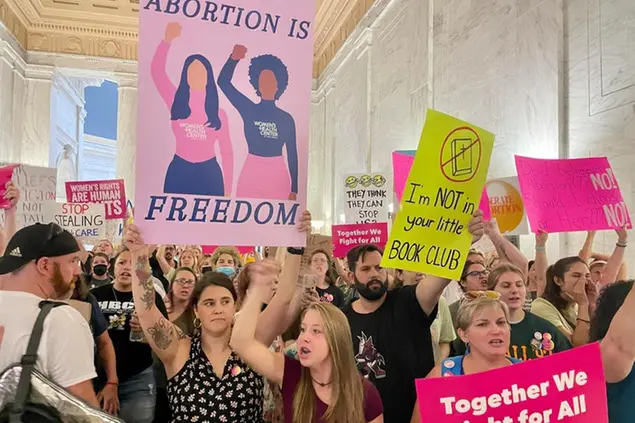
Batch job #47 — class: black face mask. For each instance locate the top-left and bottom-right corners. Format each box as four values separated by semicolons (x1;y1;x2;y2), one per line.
354;277;388;301
201;266;213;274
93;264;108;277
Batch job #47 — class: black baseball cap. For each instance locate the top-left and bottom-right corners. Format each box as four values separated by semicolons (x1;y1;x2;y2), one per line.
0;223;81;275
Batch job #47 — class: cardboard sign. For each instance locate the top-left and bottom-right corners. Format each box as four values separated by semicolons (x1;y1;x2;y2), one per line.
332;223;388;258
0;163;56;228
65;179;127;220
415;343;608;423
515;156;632;233
382;110;494;280
343;173;391;224
485;176;529;235
136;0;315;246
53;203;105;241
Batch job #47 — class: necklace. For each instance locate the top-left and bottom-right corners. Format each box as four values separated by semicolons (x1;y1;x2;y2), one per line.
311;377;332;387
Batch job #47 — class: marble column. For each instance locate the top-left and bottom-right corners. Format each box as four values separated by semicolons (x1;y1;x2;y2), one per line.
21;65;56;167
115;74;138;203
0;41;26;163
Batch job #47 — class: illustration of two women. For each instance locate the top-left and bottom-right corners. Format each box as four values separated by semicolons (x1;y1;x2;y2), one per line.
152;22;299;201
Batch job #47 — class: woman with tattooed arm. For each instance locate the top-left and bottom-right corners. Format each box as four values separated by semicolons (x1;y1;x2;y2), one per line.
122;212;311;422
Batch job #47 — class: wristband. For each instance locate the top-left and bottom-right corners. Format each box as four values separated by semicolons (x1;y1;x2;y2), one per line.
105;381;119;386
535;246;546;252
287;247;305;256
576;317;590;324
616;241;628;248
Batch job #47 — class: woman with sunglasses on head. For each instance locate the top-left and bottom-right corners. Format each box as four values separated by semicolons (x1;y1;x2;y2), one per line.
411;292;520;423
123;212;311;422
231;261;384;423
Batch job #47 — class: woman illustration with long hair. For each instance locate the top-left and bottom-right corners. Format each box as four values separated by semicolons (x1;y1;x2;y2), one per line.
218;44;299;201
152;22;234;196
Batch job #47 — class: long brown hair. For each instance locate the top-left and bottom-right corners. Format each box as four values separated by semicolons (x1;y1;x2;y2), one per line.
292;303;365;423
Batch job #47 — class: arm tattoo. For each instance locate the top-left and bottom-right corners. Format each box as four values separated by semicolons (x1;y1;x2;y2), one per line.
148;319;175;350
136;254;155;311
140;276;155;311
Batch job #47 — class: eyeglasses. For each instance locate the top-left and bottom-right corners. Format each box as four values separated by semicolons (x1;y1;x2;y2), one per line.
36;223;65;260
174;278;195;287
467;270;489;278
464;290;501;301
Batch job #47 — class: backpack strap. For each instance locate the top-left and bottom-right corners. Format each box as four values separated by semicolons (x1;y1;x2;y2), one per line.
9;301;65;423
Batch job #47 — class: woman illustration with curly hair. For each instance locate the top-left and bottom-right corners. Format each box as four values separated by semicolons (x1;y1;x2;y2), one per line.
218;44;298;201
152;22;234;196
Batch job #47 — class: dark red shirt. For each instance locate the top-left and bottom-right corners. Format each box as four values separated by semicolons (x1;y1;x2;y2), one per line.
281;355;383;422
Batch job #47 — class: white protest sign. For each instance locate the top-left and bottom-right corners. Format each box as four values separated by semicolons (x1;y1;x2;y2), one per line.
343;173;392;224
0;163;56;228
53;203;105;241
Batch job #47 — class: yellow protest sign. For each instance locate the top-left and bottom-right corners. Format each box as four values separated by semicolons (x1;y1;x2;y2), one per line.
381;110;494;279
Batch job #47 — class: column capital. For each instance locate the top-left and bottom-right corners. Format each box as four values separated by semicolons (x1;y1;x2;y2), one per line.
115;73;137;89
24;64;55;81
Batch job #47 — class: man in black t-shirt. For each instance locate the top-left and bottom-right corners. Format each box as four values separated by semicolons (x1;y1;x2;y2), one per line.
343;213;484;423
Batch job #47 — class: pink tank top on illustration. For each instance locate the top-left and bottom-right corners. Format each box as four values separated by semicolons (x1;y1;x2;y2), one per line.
151;41;234;188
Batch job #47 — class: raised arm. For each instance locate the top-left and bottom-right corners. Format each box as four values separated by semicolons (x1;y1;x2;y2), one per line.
124;226;188;368
534;230;549;296
217;45;254;112
1;180;19;254
601;280;635;383
255;211;311;345
415;211;484;315
485;219;528;275
216;109;235;196
151;23;181;109
286;118;299;198
578;231;596;262
230;265;285;387
600;228;628;286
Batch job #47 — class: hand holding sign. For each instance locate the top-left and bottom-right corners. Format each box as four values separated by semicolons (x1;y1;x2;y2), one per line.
3;181;20;210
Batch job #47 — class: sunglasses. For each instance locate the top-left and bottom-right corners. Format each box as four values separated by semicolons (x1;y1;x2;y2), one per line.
36;223;65;260
464;290;501;301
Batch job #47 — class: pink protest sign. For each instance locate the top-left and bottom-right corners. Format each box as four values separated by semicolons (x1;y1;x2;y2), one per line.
479;190;491;220
331;223;388;258
515;156;632;233
392;151;415;203
136;2;315;246
0;165;17;209
65;179;127;220
416;343;608;423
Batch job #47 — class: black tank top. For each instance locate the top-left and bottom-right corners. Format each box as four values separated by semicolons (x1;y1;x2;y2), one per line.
167;332;264;422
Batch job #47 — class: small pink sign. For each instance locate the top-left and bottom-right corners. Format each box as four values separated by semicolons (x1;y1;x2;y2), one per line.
65;179;127;220
392;151;415;203
416;343;608;423
515;156;631;233
479;189;491;220
0;165;17;209
331;223;388;258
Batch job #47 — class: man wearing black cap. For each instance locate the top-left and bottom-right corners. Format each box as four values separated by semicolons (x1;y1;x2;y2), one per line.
0;222;99;407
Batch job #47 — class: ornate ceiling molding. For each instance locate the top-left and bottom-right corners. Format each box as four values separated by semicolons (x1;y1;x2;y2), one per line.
0;0;374;77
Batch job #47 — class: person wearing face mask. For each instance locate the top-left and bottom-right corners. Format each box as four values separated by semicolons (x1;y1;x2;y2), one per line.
342;212;485;423
209;246;241;279
199;254;215;275
90;252;113;289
